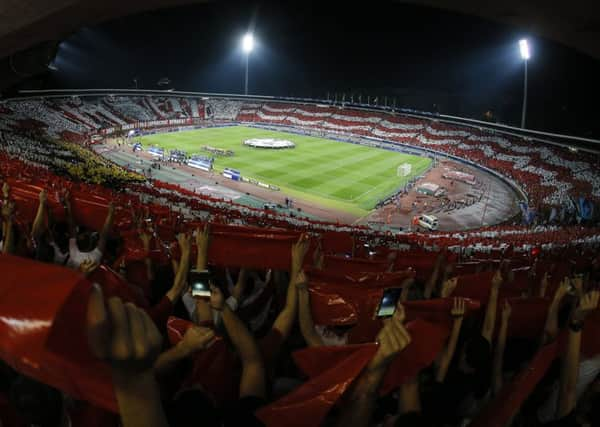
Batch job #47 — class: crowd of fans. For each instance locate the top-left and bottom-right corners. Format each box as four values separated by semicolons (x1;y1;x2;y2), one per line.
2;95;599;213
1;94;600;427
0;129;143;187
1;167;599;426
247;103;600;209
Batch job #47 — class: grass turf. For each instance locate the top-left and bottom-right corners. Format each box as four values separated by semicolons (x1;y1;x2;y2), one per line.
140;126;431;216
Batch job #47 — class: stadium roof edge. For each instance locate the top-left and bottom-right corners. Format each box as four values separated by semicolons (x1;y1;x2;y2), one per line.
11;88;600;154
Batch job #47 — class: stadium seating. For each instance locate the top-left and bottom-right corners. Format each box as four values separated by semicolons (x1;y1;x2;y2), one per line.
1;94;600;427
1;94;599;228
232;101;600;207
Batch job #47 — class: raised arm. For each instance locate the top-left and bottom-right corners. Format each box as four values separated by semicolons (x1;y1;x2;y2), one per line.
97;202;115;254
86;285;167;427
336;303;411;427
296;271;325;347
271;235;310;339
538;272;550;298
1;201;15;254
557;291;599;418
492;300;511;395
195;225;209;271
440;277;458;299
231;268;248;303
165;233;191;304
212;285;266;399
139;230;155;282
31;189;47;240
481;270;503;344
435;297;465;383
1;182;8;201
541;278;569;346
424;252;445;299
154;325;215;379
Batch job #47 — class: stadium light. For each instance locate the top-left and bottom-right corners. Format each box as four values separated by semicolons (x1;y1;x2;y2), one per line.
242;33;254;95
518;39;531;128
242;33;254;53
519;39;530;60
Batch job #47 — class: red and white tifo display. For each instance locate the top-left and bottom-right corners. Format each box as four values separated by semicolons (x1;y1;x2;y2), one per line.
243;138;296;149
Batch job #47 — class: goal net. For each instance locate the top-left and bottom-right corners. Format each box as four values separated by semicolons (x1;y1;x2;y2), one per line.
397;163;412;177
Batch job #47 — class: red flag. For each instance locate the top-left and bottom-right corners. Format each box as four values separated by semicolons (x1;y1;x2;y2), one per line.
470;341;558;427
308;281;383;327
324;255;389;274
504;297;549;339
208;229;300;270
256;344;377;427
0;254;117;412
404;298;481;325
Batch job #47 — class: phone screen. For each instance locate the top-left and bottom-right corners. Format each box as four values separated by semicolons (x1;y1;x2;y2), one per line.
376;288;402;318
189;270;211;297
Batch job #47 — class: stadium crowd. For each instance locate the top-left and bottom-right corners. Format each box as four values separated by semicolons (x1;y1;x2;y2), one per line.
1;164;600;427
2;96;600;215
1;95;600;427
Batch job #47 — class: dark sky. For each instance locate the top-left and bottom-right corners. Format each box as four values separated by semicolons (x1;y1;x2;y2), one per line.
46;0;600;138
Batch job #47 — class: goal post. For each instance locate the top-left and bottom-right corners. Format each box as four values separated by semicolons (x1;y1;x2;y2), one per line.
397;163;412;177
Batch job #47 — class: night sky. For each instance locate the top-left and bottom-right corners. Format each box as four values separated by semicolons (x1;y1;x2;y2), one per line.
46;0;600;138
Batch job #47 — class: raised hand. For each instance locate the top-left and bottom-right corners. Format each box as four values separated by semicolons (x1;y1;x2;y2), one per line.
291;233;310;274
451;297;466;318
139;230;152;250
87;285;169;427
39;189;47;204
554;277;570;301
573;290;600;323
179;325;216;354
570;276;584;297
294;270;309;290
231;268;248;303
87;285;163;375
195;225;210;253
441;277;458;298
370;303;411;370
79;259;99;276
176;232;192;255
492;270;503;288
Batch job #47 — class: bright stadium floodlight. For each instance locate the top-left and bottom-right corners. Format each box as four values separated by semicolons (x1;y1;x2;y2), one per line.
242;33;254;53
519;39;530;60
242;33;254;95
518;39;531;128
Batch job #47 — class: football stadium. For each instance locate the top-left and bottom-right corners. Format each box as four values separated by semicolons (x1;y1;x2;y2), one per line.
1;2;600;427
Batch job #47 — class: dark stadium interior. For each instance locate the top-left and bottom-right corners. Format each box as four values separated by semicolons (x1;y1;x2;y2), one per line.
1;1;600;427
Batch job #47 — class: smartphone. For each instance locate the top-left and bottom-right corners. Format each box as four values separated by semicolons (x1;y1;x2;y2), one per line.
189;270;211;297
375;288;403;318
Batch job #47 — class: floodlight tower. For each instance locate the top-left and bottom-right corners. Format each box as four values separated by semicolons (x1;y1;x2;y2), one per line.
242;33;254;95
519;39;530;129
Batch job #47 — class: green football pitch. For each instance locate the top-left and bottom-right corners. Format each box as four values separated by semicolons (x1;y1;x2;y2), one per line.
140;126;431;216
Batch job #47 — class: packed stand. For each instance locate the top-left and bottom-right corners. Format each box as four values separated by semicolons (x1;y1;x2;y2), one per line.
1;144;600;426
3;95;600;213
